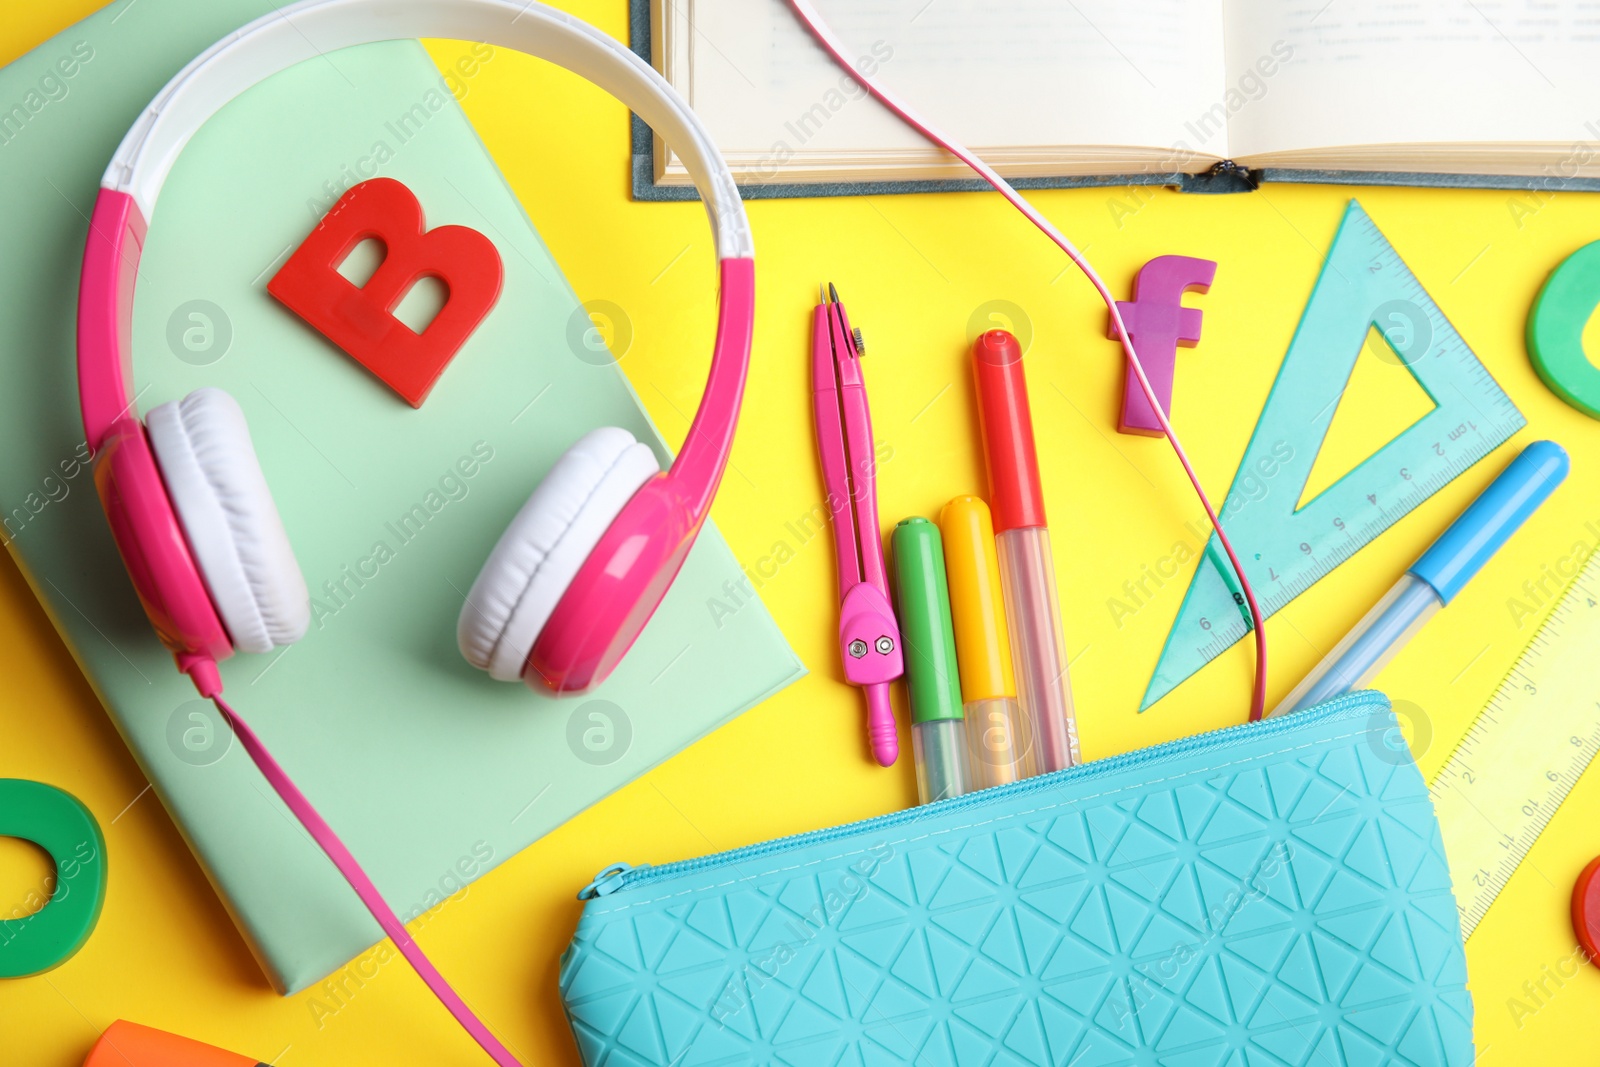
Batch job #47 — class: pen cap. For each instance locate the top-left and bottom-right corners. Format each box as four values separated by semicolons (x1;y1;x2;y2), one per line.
972;330;1046;532
1411;440;1569;604
938;496;1016;701
891;517;964;724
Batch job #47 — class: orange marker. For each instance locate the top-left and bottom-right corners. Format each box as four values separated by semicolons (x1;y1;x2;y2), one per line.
939;496;1037;786
84;1022;262;1067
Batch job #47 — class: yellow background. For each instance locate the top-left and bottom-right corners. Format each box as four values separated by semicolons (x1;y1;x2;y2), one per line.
4;2;1599;1062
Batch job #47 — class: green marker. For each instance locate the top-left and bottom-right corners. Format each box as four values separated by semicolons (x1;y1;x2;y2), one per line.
891;517;972;804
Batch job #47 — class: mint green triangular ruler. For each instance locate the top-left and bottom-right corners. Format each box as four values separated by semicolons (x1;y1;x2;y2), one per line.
1141;200;1524;710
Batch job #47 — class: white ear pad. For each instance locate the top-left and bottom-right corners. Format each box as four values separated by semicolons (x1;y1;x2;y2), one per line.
458;426;660;681
146;388;311;654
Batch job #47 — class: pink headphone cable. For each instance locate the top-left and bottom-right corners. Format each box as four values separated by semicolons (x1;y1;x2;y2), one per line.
201;682;526;1067
784;0;1268;721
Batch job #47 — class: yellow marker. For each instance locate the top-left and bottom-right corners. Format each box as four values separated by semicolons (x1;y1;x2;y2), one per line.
939;496;1037;786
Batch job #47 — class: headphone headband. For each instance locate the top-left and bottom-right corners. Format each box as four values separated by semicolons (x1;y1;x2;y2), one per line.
79;0;754;523
105;0;751;257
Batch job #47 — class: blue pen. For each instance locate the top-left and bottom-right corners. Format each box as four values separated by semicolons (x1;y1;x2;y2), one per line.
1269;440;1570;717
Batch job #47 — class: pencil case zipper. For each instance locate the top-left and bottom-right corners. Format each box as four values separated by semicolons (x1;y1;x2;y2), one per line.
577;689;1387;901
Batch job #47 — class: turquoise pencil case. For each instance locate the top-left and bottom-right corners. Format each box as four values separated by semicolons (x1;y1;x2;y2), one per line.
559;692;1472;1065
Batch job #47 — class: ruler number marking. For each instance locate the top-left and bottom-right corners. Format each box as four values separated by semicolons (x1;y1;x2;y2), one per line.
1432;550;1600;939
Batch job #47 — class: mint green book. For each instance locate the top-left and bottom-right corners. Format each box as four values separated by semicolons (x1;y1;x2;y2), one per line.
0;0;801;994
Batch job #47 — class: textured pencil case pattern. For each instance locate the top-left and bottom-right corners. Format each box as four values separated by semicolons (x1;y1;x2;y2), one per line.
559;692;1471;1065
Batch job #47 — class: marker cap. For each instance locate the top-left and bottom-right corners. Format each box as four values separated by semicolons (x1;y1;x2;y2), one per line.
972;330;1046;532
891;517;964;724
1410;440;1569;604
938;496;1016;701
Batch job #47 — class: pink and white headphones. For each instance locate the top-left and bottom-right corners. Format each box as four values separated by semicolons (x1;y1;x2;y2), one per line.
78;0;755;703
75;5;750;1061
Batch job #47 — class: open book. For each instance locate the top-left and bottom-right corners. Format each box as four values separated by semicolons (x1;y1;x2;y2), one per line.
644;0;1600;194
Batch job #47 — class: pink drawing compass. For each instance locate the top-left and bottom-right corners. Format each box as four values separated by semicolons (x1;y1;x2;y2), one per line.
811;283;903;766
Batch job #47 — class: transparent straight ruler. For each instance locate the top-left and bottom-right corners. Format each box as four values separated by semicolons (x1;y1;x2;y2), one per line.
1430;548;1600;939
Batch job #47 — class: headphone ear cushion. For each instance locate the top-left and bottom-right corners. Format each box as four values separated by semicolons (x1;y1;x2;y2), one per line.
458;426;660;681
146;388;310;654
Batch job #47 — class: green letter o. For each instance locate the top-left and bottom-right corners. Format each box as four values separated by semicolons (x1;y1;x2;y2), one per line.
0;779;106;978
1529;240;1600;420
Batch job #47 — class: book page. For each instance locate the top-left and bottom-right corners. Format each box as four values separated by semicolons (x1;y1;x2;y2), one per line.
658;0;1228;182
1223;0;1600;160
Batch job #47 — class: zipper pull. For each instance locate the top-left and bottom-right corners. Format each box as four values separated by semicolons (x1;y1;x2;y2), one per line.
579;862;646;900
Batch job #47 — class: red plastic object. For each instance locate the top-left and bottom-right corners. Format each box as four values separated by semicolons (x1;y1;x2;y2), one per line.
83;1021;262;1067
267;177;503;408
1573;855;1600;965
1107;255;1216;437
971;329;1045;532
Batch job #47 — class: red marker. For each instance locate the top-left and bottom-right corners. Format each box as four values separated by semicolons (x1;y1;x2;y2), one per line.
972;329;1079;771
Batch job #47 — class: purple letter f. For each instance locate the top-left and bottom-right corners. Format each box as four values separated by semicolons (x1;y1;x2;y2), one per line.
1109;255;1216;437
